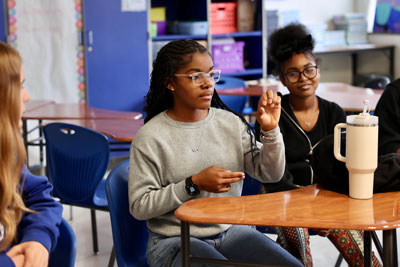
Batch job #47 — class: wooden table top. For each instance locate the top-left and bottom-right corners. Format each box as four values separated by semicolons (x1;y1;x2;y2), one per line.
175;185;400;231
44;118;144;142
22;103;142;120
217;82;383;112
25;100;55;112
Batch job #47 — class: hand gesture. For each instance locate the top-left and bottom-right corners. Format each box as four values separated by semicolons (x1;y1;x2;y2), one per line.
7;241;49;267
257;89;281;131
192;166;245;193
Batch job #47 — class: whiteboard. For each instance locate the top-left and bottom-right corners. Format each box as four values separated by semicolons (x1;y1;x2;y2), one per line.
13;0;81;103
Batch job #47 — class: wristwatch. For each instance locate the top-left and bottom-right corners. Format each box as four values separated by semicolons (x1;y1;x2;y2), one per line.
185;176;200;196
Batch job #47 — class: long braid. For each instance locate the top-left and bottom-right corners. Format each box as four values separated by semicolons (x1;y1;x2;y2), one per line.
144;39;257;159
212;91;258;165
144;39;208;123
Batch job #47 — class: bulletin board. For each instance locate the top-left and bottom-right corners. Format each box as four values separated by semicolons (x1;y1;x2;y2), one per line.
11;0;83;103
374;0;400;32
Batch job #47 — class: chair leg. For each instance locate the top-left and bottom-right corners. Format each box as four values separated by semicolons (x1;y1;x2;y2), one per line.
90;209;99;254
69;206;73;221
108;246;116;267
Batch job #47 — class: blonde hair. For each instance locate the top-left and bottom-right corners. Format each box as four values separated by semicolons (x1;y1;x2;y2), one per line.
0;42;29;250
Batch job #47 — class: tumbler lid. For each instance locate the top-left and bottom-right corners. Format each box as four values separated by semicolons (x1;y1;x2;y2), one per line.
346;100;378;126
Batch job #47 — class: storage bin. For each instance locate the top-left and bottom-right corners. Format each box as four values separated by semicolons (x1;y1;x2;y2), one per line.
212;41;245;73
154;21;166;35
237;0;254;32
178;21;208;35
151;7;166;22
210;2;237;34
167;21;208;35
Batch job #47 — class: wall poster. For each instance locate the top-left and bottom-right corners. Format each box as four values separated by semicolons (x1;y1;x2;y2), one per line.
374;0;400;32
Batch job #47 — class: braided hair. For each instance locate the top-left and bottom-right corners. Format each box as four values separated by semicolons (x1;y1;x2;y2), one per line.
268;23;316;76
144;39;257;156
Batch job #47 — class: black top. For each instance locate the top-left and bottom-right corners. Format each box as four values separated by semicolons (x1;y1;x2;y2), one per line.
374;78;400;155
257;93;346;192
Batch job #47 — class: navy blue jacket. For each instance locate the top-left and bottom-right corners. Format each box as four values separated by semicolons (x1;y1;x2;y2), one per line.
0;167;63;266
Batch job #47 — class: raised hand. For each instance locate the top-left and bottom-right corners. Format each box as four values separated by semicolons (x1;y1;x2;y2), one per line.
257;89;281;131
192;166;245;193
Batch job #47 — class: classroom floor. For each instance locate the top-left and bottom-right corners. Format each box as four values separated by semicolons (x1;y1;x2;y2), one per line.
67;203;397;267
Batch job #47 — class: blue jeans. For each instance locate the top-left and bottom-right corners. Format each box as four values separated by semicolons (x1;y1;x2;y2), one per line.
147;225;303;267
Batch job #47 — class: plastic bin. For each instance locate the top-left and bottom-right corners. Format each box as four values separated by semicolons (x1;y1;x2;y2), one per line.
210;2;237;34
178;21;208;35
212;41;245;73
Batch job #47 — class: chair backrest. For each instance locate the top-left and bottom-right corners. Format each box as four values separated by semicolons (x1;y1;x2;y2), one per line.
215;76;249;113
364;76;391;90
49;218;77;267
106;159;148;267
43;123;110;206
215;75;248;90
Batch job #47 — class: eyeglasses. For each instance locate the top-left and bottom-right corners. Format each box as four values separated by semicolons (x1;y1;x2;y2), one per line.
284;66;319;83
174;70;221;85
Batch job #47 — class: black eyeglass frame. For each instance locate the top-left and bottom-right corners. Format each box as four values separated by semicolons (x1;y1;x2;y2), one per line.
283;65;319;83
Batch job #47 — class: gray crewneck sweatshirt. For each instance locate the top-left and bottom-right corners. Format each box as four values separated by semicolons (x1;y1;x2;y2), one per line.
129;108;285;237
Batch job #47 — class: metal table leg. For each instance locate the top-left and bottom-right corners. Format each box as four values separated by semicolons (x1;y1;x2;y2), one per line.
364;231;372;267
383;229;397;266
181;221;190;267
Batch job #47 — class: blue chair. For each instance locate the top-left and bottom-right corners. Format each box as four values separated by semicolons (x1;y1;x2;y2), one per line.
49;218;77;267
108;137;131;158
215;76;251;114
43;122;110;254
106;159;148;267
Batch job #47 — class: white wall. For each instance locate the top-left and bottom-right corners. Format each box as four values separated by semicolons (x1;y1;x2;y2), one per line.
355;0;400;80
264;0;356;83
265;0;354;26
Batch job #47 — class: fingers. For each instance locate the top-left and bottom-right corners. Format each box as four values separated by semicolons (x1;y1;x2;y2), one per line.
10;254;25;267
11;242;49;267
259;90;281;109
7;244;23;257
221;171;245;179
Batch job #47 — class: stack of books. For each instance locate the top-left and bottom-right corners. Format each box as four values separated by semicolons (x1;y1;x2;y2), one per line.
324;30;347;47
266;10;279;36
265;9;301;37
333;13;368;45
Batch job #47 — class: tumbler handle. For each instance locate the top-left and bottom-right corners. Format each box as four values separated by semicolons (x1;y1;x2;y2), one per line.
334;123;347;162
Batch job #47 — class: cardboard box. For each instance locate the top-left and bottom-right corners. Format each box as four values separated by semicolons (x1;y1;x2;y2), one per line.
237;0;254;32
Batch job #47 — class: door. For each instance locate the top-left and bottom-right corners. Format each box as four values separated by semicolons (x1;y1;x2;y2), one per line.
83;0;149;112
0;0;7;42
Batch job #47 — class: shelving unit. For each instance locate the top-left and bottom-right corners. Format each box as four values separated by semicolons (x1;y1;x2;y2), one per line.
150;0;265;80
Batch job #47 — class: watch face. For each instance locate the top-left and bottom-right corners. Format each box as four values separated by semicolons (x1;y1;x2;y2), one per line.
188;185;197;195
186;184;199;195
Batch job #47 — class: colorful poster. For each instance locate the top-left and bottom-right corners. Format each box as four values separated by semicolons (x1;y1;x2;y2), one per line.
13;0;82;103
374;0;400;32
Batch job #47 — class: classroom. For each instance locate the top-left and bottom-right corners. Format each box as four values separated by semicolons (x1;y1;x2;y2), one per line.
2;0;400;266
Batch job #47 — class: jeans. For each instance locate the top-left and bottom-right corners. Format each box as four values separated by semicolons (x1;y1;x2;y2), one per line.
147;225;303;267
